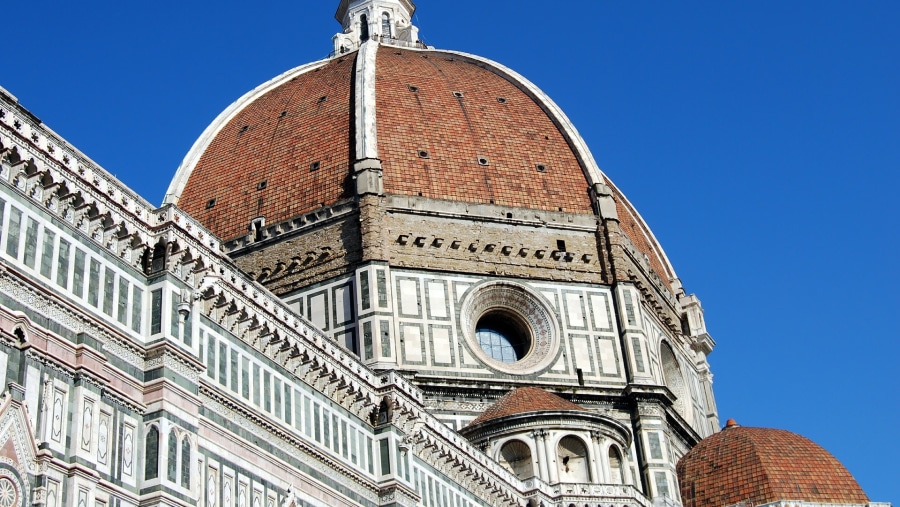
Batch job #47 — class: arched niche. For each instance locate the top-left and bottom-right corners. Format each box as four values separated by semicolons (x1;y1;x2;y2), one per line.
608;446;626;485
145;425;160;480
557;436;590;483
498;439;534;480
660;342;690;422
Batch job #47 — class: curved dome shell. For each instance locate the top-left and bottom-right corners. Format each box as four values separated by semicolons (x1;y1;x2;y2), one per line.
466;387;587;428
168;46;595;241
677;425;868;506
170;56;356;241
374;50;593;213
167;43;679;287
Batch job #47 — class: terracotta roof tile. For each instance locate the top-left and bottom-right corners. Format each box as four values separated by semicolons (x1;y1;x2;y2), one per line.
677;424;869;507
468;387;587;427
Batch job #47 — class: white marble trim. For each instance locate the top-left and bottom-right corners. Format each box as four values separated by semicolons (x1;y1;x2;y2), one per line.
354;41;380;161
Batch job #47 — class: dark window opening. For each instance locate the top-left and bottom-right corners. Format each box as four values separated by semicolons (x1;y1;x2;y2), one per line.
205;198;217;209
476;310;531;363
309;161;321;171
256;180;267;191
145;426;160;480
536;164;547;173
381;13;392;38
360;14;369;41
250;218;265;242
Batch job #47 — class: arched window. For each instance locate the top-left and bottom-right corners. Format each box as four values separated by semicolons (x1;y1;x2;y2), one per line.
150;242;167;273
381;13;392;38
608;446;626;484
557;436;590;483
359;14;370;41
181;437;192;487
167;431;178;482
144;426;160;480
498;440;534;479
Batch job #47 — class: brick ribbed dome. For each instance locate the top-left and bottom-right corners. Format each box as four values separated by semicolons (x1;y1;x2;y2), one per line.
677;423;869;507
166;41;679;289
168;45;595;242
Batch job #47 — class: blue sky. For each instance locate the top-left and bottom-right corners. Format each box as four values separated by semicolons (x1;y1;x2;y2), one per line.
4;0;898;501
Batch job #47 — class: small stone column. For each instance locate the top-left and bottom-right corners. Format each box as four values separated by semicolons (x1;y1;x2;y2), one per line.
590;430;605;484
531;429;550;482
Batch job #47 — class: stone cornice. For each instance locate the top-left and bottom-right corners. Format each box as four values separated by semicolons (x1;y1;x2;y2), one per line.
460;410;632;449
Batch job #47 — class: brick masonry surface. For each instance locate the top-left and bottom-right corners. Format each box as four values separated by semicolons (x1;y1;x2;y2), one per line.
676;426;869;507
376;47;594;215
179;56;355;241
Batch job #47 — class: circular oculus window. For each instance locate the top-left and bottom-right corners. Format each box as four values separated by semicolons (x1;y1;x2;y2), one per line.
460;281;559;374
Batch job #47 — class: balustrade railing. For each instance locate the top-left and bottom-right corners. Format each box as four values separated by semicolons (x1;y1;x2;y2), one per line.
330;34;428;57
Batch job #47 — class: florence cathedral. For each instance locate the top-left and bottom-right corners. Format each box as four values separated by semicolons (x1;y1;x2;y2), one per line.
0;1;886;507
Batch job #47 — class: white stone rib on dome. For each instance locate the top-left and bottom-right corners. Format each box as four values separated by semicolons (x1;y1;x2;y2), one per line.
163;58;330;206
355;41;379;161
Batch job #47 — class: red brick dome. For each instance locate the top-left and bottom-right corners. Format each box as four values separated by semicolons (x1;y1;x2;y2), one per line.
165;43;678;288
168;46;595;240
677;422;869;507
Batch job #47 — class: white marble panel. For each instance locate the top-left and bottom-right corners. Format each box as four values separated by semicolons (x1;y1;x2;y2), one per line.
590;294;610;330
335;285;352;325
432;327;452;364
598;338;618;375
309;293;327;330
428;281;447;318
25;365;40;430
572;336;593;373
402;324;423;362
565;292;585;328
399;279;419;316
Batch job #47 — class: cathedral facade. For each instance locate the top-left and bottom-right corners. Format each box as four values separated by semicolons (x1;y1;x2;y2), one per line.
0;2;883;507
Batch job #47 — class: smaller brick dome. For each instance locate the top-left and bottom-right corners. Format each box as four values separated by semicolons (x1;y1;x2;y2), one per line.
467;387;586;427
677;422;868;507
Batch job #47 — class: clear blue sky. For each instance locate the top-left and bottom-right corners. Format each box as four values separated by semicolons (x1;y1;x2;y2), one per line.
4;1;898;501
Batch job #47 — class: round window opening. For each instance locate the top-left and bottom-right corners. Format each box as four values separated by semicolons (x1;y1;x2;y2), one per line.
460;281;559;374
476;310;531;363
